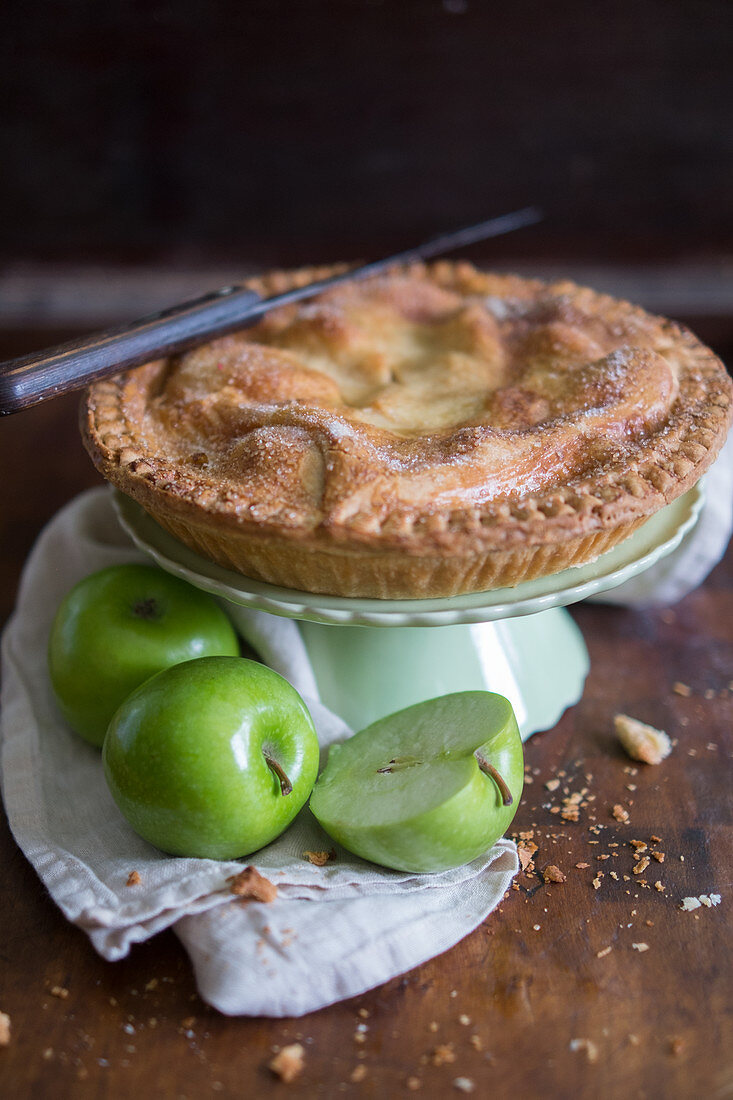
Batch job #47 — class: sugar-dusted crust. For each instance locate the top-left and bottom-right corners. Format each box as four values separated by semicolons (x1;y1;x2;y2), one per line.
81;262;732;598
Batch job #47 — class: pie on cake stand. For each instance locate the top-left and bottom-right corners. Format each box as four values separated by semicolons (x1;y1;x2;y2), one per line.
114;482;703;739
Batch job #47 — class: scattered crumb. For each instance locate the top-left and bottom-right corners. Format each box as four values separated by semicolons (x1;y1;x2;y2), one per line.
672;682;691;697
670;1037;686;1056
431;1043;456;1066
350;1064;367;1083
228;866;278;903
633;857;650;876
560;791;584;823
575;862;590;869
632;943;649;952
569;1038;599;1063
126;870;141;887
614;714;672;766
406;1077;422;1091
458;1014;471;1026
596;946;613;958
681;894;721;911
358;1008;370;1019
469;1034;483;1051
49;986;69;1000
268;1043;305;1084
144;978;158;992
303;849;336;867
453;1079;475;1094
655;881;665;893
428;1021;439;1033
611;805;630;824
517;846;535;873
543;865;566;884
545;778;561;792
628;1033;640;1046
0;1012;10;1047
592;873;603;890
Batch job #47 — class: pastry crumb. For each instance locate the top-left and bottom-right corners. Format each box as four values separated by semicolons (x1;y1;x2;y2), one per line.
543;865;566;883
611;804;630;824
406;1077;422;1091
126;870;141;887
228;866;278;903
431;1043;456;1066
350;1064;367;1083
672;682;691;697
569;1038;598;1063
545;778;561;791
681;893;721;910
49;985;69;1000
0;1012;10;1046
632;942;649;952
453;1078;475;1093
596;946;613;958
614;714;672;766
303;849;336;866
670;1037;686;1056
268;1042;305;1083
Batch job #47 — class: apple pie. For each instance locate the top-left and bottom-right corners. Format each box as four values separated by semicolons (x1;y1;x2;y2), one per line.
82;262;732;598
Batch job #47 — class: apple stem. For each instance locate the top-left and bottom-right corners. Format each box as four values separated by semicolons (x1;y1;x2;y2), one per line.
264;753;293;796
475;754;513;806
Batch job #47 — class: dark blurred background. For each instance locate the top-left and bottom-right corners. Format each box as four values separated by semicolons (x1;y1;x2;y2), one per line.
1;0;732;330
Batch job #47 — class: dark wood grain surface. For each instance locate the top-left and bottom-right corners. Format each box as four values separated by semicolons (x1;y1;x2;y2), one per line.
1;336;731;1099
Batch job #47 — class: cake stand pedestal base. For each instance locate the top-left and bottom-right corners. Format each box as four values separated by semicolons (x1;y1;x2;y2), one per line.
299;610;588;739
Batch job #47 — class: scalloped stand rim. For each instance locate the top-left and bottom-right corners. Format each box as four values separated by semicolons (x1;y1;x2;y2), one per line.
113;484;703;738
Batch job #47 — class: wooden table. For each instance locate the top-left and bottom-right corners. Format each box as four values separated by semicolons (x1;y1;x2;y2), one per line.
1;371;731;1098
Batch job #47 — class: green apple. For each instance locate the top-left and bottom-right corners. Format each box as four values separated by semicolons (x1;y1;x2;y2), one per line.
309;691;523;873
48;563;240;747
103;656;320;859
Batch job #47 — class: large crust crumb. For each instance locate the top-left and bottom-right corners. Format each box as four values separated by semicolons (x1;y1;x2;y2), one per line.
543;865;566;883
228;866;278;903
126;870;141;887
0;1012;10;1046
614;714;672;765
269;1043;305;1083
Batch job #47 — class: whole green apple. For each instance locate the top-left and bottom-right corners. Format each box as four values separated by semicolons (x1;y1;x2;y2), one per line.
103;656;320;859
309;691;523;873
48;563;240;747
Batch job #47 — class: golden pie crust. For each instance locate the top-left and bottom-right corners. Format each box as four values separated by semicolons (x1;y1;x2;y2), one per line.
81;262;732;598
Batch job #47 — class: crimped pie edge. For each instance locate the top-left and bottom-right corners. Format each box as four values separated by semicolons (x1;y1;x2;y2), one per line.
81;262;733;563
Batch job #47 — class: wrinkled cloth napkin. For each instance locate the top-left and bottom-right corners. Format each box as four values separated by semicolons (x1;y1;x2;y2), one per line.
2;435;731;1016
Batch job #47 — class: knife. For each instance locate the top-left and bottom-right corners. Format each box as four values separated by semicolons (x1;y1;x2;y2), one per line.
0;206;541;416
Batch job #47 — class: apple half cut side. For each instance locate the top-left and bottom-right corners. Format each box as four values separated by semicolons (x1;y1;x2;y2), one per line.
309;691;523;874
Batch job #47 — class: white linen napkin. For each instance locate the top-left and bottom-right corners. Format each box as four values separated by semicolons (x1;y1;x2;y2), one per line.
2;435;731;1017
0;490;518;1016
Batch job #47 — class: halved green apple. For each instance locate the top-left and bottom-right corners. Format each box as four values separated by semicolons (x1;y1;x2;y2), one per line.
309;691;523;873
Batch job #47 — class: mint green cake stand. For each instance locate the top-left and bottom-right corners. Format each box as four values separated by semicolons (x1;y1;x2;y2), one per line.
114;486;703;740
